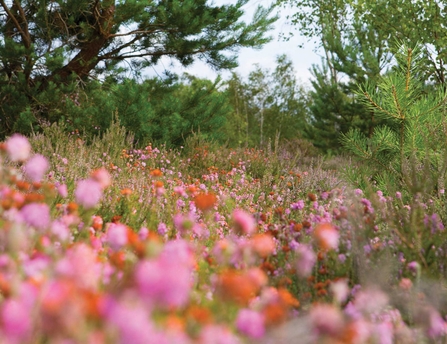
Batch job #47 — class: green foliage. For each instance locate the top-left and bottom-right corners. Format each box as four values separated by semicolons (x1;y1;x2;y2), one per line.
304;64;374;155
278;0;447;154
341;44;447;199
223;55;310;148
0;0;277;136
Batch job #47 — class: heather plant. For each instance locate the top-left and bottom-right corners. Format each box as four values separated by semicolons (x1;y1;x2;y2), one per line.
0;130;446;343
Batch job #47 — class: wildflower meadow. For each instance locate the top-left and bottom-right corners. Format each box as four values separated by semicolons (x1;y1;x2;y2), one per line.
0;122;446;344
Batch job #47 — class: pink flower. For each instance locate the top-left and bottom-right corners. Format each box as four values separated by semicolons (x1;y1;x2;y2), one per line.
51;220;70;241
235;309;265;339
135;241;194;308
91;167;112;189
233;209;256;235
24;154;49;182
5;134;31;162
106;301;167;344
295;245;316;278
354;288;389;315
314;223;339;250
106;223;128;250
310;304;344;337
57;184;68;198
330;280;350;305
1;299;32;342
21;203;50;230
56;243;101;290
75;178;103;208
199;325;241;344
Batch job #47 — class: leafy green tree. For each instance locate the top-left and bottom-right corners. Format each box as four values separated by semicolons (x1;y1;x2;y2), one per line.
341;44;447;198
241;55;309;148
224;73;250;147
0;0;277;136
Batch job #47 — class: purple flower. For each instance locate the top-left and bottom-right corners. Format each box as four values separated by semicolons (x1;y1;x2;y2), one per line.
75;178;103;209
157;222;168;236
21;203;50;230
24;154;49;182
291;200;305;210
5;134;31;162
235;309;265;339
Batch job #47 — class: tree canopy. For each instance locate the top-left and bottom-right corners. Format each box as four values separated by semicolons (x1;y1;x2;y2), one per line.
0;0;277;136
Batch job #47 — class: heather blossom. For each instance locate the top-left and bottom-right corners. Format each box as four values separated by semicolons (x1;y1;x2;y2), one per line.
295;245;316;278
233;209;256;235
1;299;32;342
75;178;103;209
235;308;265;339
105;223;128;251
5;133;31;162
135;240;194;308
24;154;49;182
20;203;51;230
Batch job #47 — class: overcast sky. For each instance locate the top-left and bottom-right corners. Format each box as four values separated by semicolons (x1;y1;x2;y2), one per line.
148;0;323;86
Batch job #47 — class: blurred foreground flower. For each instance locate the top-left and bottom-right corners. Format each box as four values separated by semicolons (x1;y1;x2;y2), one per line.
5;134;31;162
24;154;49;182
75;179;103;209
233;209;256;235
314;223;339;251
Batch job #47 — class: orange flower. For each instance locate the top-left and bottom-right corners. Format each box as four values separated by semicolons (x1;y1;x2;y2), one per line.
154;181;164;188
279;289;300;308
186;305;213;325
262;303;287;327
150;169;163;177
127;228;145;257
250;233;276;258
120;188;132;196
15;180;30;191
91;216;103;231
193;192;217;212
24;193;45;204
67;202;79;214
216;269;261;305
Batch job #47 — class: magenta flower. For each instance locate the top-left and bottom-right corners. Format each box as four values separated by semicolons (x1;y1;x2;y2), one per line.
21;203;50;230
106;223;128;251
135;241;194;308
235;308;265;339
24;154;49;182
233;209;256;235
75;178;103;208
295;245;316;278
5;133;31;162
1;299;32;342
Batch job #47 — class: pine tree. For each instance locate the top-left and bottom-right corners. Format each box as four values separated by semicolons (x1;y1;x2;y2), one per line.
341;43;447;198
0;0;277;136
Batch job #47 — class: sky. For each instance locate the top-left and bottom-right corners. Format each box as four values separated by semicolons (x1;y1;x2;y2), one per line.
148;0;323;87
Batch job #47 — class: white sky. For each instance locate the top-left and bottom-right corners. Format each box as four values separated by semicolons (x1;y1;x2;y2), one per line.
147;0;323;87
